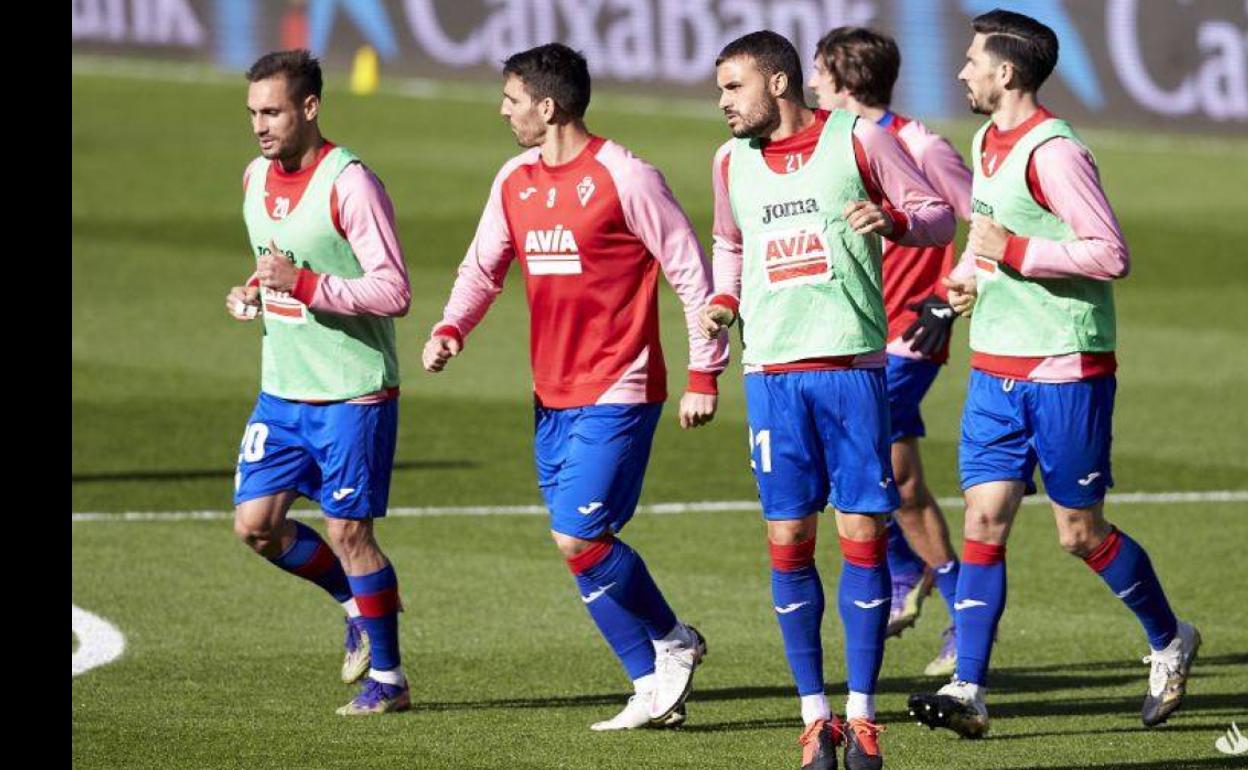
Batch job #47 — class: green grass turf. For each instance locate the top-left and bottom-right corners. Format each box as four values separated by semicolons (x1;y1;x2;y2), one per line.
72;67;1248;768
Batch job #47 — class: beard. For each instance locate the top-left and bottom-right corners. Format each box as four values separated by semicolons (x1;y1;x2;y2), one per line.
967;86;1001;116
727;97;781;139
508;117;544;148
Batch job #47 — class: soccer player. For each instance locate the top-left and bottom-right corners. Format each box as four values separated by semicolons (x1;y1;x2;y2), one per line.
807;27;973;678
907;10;1200;738
700;31;955;770
422;43;726;731
225;50;413;715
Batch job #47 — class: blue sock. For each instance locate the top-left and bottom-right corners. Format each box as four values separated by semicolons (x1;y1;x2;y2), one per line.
770;539;825;696
570;539;677;641
1085;528;1178;650
838;536;891;695
269;521;352;603
572;570;656;680
932;558;961;620
955;540;1007;685
348;563;401;672
885;516;926;582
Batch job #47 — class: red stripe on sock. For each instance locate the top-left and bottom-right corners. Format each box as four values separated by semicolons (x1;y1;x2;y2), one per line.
840;535;886;568
963;539;1007;566
566;539;614;575
290;542;336;579
1083;527;1122;573
769;538;816;571
355;587;399;617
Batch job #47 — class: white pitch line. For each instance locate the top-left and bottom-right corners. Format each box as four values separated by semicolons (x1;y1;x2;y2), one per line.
69;490;1248;522
71;605;126;676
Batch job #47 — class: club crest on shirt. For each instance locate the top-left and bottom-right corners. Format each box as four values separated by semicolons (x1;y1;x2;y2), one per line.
577;176;595;207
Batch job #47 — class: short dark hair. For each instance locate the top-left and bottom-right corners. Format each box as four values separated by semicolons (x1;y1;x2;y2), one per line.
502;43;591;119
716;31;805;100
814;27;900;108
246;49;323;103
972;9;1059;92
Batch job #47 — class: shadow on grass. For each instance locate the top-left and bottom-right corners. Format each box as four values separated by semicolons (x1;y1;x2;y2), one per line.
415;654;1247;732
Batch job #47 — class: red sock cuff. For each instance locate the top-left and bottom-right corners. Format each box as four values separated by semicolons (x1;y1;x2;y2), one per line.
566;539;614;575
840;535;887;568
290;542;337;579
1083;527;1122;573
963;539;1007;566
769;538;817;571
355;586;399;617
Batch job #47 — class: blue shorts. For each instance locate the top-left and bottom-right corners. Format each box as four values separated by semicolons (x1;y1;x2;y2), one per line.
885;354;941;443
233;392;398;519
960;370;1115;509
535;403;662;540
744;369;899;519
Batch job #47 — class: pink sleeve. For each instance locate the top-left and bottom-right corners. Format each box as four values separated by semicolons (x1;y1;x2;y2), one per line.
710;141;742;311
607;148;729;380
949;244;977;282
432;157;526;342
299;163;412;316
853;121;955;247
1003;139;1129;281
915;135;973;223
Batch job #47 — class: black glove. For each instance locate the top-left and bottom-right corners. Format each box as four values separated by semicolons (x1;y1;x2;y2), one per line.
901;294;957;358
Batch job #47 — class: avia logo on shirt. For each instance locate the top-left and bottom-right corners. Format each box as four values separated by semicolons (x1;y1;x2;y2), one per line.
524;225;582;275
760;227;831;288
255;244;307;323
972;198;994;217
761;197;819;225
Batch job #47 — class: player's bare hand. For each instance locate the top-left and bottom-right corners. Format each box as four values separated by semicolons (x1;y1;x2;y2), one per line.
226;285;261;321
698;303;736;340
969;214;1011;261
843;200;893;236
679;391;717;429
942;276;978;317
422;334;461;373
256;239;299;292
